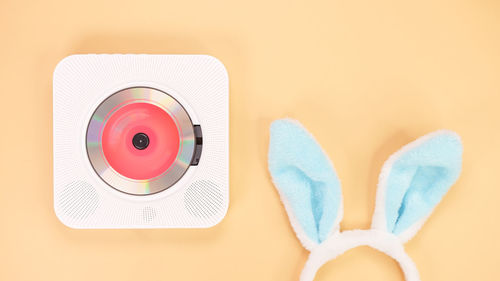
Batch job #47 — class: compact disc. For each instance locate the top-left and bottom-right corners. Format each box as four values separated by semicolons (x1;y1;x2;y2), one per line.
86;87;195;195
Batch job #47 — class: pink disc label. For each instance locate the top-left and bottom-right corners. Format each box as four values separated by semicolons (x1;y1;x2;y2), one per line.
101;102;181;180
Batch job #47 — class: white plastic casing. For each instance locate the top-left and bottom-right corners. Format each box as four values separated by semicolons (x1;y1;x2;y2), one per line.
53;54;229;228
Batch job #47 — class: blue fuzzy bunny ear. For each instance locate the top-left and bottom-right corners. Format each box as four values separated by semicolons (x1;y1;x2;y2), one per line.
371;130;463;242
268;119;343;250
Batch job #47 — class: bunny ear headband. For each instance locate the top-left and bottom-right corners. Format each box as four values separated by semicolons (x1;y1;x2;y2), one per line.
268;119;462;281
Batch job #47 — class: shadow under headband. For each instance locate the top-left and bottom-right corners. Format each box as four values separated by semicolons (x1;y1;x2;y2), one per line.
268;119;462;281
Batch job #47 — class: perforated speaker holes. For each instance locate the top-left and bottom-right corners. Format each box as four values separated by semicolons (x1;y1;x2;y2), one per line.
58;181;99;220
142;206;157;222
184;180;224;219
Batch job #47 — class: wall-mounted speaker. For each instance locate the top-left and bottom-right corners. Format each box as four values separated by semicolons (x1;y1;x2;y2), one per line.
53;55;229;228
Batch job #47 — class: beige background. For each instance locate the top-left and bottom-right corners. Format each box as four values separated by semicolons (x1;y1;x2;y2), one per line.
1;0;499;280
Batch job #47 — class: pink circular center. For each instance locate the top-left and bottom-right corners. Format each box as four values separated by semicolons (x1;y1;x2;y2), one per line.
101;102;180;180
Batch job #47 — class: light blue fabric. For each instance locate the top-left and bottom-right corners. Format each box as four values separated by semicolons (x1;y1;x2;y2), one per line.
268;119;341;244
384;132;462;235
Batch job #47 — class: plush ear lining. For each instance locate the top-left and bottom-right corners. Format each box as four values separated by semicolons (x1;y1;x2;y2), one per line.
268;119;343;250
372;130;463;242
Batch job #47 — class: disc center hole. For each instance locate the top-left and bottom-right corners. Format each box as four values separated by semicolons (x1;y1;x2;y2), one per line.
132;133;149;150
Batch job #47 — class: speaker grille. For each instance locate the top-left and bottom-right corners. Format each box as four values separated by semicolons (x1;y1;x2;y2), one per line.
142;206;157;222
59;181;99;220
184;180;224;219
